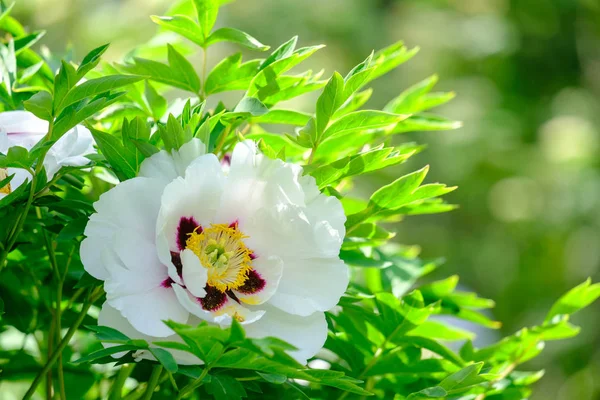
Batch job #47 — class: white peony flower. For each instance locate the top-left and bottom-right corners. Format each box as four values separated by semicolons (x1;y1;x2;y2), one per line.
0;110;95;198
80;138;349;364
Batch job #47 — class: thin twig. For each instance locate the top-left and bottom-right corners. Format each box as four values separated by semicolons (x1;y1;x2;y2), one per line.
23;286;104;400
109;363;136;400
141;365;163;400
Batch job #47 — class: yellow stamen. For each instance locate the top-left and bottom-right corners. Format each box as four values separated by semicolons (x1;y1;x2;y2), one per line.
186;224;253;292
0;168;11;195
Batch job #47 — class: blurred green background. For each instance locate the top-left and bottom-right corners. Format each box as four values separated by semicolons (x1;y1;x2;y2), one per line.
11;0;600;398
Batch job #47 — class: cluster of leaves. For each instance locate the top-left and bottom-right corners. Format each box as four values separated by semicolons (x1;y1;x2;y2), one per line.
0;0;598;399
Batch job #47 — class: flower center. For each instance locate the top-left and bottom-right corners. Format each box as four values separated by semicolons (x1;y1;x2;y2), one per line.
185;223;253;292
0;168;11;195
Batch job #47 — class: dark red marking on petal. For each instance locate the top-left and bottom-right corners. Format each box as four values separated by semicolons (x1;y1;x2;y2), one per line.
222;154;231;167
177;217;200;250
228;220;238;229
199;285;228;311
236;269;266;294
161;278;174;288
170;251;183;278
226;290;241;304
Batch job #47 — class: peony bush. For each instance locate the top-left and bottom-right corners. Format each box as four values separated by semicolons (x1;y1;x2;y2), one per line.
0;0;598;399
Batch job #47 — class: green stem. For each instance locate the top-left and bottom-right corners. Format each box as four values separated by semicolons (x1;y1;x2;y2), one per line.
141;365;163;400
176;346;228;400
109;364;136;400
214;125;232;156
176;367;210;400
200;46;208;101
23;286;103;400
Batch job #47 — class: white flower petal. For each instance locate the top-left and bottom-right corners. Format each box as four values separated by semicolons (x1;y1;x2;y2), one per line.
181;249;208;298
102;229;168;296
80;215;118;280
108;286;188;338
268;258;349;316
0;110;47;136
244;305;327;364
234;255;283;306
98;302;202;365
0;112;95;179
139;138;206;184
82;177;165;280
93;177;165;240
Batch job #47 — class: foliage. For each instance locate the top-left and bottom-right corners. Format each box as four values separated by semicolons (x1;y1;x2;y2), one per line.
0;0;598;399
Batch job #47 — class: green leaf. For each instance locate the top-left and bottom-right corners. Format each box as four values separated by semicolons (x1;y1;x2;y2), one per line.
438;362;484;391
86;325;131;342
0;146;33;169
260;36;297;71
384;75;439;114
251;109;311;126
89;126;138;180
206;27;269;51
333;88;373;118
59;75;143;111
408;321;475;341
205;53;261;94
407;386;447;399
192;0;219;40
322;110;406;142
74;271;103;289
545;279;600;323
346;166;457;230
77;43;110;80
309;144;420;188
122;45;201;93
72;345;142;364
390;114;462;134
370;41;420;80
144;81;167;120
247;41;324;99
160;114;190;152
13;30;45;55
149;347;179;373
52;92;127;139
315;71;344;139
151;15;204;46
23;90;52;121
122;116;151;170
205;374;247;400
256;372;287;384
222;96;269;122
53;60;78;111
